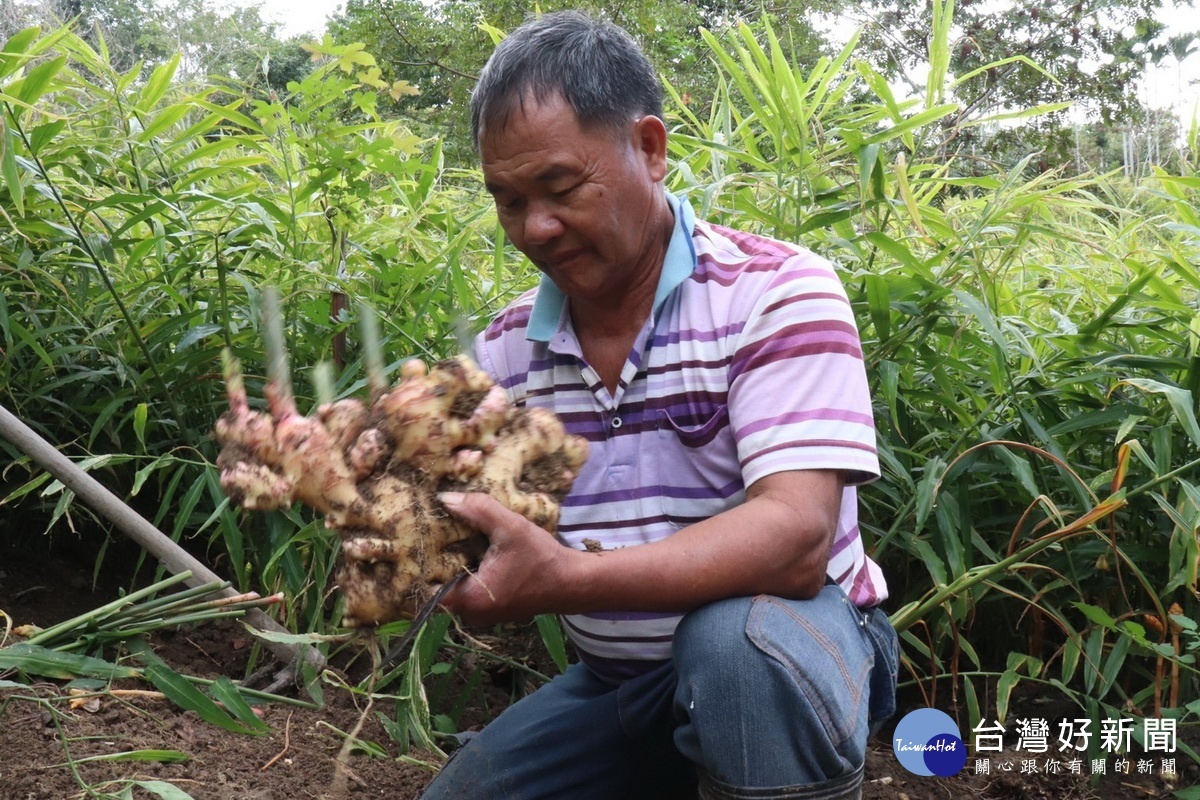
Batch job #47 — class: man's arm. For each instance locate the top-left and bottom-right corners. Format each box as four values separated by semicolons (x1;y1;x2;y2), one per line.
438;468;844;627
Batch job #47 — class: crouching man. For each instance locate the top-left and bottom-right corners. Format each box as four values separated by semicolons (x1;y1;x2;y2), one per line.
424;11;899;800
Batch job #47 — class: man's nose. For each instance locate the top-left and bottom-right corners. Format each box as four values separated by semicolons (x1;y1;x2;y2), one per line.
523;203;565;245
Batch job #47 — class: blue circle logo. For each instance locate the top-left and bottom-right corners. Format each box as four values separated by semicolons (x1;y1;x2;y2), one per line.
892;709;967;777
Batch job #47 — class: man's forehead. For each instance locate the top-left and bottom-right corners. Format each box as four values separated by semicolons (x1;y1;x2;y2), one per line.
479;88;630;149
480;88;573;139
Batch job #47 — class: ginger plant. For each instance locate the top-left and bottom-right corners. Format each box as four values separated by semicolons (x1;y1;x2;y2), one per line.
214;294;588;627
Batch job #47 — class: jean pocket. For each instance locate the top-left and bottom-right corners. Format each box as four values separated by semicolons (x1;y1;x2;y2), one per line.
745;592;873;749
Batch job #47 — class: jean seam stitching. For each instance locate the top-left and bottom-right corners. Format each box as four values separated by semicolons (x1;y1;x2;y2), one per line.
747;597;866;747
771;597;871;706
699;761;865;799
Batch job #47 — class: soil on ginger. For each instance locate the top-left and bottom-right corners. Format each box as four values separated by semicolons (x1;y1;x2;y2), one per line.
2;539;1196;800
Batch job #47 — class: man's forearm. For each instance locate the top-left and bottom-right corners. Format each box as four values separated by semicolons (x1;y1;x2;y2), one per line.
550;469;844;615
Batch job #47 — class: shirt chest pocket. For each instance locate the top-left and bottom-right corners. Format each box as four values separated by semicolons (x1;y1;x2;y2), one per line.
653;403;745;528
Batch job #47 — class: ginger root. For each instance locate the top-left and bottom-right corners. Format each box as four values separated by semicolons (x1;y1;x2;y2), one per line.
215;352;587;627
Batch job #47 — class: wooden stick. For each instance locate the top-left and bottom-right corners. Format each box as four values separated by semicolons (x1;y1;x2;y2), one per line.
0;400;324;672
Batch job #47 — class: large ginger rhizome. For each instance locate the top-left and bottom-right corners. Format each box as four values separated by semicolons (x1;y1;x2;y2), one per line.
213;301;587;627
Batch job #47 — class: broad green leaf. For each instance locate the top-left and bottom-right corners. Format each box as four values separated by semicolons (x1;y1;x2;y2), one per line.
1083;628;1104;694
138;54;180;111
864;232;921;270
962;674;980;737
14;54;65;105
131;782;197;800
138;104;192;142
964;102;1072;127
1077;266;1157;338
28;118;65;152
1118;378;1200;447
926;0;951;108
208;677;270;733
955;290;1008;361
1169;612;1197;632
854;143;883;200
1061;636;1081;685
144;664;265;735
0;27;41;81
241;625;351;645
175;323;222;353
914;455;946;536
992;448;1038;499
191;98;262;133
53;750;190;767
854;61;903;120
1;126;23;217
1098;634;1130;699
1045;407;1141;437
0;643;141;680
950;54;1060;92
131;457;164;496
864;276;891;343
535;614;569;675
996;668;1019;723
168;474;208;541
1074;603;1117;629
376;710;409;752
416;612;453;669
863;104;957;146
133;402;148;449
908;537;949;587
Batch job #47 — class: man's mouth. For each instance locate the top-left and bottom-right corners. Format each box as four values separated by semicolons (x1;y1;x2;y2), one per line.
542;248;585;269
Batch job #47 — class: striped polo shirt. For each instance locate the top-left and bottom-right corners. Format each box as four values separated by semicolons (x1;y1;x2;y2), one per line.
474;193;886;683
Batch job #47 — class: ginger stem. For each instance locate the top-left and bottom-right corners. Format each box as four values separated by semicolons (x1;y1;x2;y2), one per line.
360;302;388;402
221;348;248;414
262;287;295;416
313;361;335;407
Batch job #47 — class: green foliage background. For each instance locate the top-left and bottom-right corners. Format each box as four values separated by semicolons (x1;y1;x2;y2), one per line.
2;1;1200;762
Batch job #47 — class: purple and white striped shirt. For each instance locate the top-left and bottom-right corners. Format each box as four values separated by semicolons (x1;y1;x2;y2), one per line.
475;194;887;682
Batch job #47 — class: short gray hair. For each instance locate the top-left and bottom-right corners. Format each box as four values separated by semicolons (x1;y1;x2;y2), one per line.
470;11;663;148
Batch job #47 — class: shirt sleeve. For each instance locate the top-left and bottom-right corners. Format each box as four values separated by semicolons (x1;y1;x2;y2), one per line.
726;250;880;488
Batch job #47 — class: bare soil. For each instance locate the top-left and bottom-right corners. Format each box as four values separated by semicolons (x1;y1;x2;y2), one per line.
1;539;1194;800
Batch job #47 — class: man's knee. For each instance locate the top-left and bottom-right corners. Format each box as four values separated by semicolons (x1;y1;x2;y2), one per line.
672;589;879;780
672;595;756;675
673;589;874;717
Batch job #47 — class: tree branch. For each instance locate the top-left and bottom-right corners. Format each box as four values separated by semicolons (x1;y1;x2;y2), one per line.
376;1;478;82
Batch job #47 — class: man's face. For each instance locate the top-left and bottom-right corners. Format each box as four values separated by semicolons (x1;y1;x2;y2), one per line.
480;92;669;307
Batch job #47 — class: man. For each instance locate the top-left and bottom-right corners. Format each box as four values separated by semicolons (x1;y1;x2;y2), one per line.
424;11;897;800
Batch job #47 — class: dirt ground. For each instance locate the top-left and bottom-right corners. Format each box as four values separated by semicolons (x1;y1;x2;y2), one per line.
1;538;1194;800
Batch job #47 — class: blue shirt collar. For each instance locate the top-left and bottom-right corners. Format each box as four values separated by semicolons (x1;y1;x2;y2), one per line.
525;192;697;343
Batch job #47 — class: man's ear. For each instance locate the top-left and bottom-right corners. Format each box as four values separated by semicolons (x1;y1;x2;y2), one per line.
631;115;669;182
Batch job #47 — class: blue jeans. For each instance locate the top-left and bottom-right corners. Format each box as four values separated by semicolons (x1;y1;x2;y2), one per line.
421;586;899;800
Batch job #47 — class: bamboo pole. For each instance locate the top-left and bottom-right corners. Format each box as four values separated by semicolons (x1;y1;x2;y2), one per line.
0;401;324;672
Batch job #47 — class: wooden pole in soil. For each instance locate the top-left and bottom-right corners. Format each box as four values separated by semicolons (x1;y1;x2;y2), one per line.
0;401;324;672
